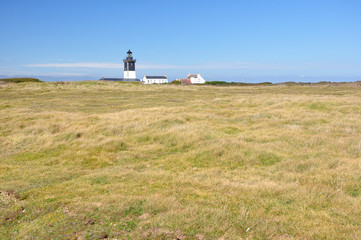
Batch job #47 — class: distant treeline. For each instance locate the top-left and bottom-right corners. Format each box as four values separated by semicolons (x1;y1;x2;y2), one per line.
205;81;272;86
204;81;361;86
0;78;42;83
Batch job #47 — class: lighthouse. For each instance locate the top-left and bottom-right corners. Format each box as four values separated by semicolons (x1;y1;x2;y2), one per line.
99;50;139;82
123;50;136;79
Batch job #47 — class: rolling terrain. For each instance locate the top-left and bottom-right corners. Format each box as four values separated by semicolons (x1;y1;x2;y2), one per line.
1;81;361;239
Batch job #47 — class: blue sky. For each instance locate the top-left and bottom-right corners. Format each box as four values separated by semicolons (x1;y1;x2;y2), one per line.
1;0;360;82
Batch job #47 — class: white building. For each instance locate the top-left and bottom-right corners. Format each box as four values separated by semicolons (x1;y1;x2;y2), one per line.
180;73;206;84
142;75;168;84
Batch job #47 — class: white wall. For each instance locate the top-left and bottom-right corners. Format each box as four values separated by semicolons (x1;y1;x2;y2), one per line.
189;73;205;84
142;76;168;84
124;70;136;79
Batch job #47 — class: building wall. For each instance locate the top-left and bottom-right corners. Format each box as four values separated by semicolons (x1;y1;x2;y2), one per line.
124;70;136;79
142;76;168;84
189;74;206;84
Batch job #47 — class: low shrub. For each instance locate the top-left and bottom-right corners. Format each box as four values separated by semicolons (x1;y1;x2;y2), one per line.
0;78;42;83
169;80;181;84
205;81;228;85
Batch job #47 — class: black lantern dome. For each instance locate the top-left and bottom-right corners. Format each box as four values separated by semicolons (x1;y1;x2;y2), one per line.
127;50;133;59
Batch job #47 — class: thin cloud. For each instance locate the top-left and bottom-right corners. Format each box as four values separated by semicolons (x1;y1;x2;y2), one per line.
24;61;324;70
138;64;184;69
25;62;184;69
0;69;87;77
26;62;123;69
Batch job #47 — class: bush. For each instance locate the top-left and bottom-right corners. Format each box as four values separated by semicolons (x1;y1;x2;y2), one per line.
205;81;228;85
0;78;42;83
316;81;331;84
256;82;273;85
169;80;181;84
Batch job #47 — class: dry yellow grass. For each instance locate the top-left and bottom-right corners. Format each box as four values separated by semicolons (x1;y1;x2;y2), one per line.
1;81;361;239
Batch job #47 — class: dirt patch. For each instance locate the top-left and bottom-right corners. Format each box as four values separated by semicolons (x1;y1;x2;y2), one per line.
0;190;22;210
195;233;206;240
98;232;108;239
138;213;150;220
91;202;103;207
142;228;186;239
3;207;24;222
1;190;24;222
85;219;96;225
1;190;20;200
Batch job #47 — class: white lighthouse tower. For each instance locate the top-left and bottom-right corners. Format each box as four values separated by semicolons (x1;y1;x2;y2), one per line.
123;50;136;79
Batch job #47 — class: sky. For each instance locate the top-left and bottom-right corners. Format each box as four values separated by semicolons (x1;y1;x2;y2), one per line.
0;0;361;82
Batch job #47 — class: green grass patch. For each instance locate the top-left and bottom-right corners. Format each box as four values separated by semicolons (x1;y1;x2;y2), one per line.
258;151;282;166
220;126;240;135
309;102;331;111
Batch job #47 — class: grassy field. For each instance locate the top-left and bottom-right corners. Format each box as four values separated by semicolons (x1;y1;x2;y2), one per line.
1;81;361;239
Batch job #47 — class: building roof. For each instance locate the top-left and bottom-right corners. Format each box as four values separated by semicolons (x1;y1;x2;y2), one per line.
123;59;136;62
144;76;167;79
100;78;140;82
187;74;198;78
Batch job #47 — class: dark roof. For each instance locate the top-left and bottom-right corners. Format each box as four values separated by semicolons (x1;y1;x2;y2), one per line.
99;78;140;82
127;50;132;54
123;58;136;62
145;76;167;79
